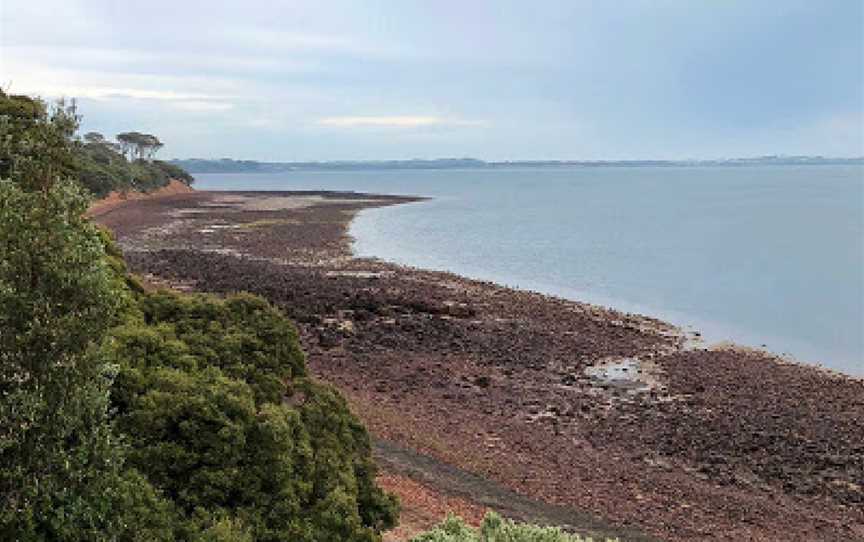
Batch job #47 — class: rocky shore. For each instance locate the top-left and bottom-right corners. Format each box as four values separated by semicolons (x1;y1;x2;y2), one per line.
94;190;864;542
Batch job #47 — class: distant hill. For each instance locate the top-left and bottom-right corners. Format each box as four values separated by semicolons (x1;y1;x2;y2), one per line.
171;157;487;173
172;155;864;174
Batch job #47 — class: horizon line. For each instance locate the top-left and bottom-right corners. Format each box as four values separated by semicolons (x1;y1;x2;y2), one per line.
170;154;864;163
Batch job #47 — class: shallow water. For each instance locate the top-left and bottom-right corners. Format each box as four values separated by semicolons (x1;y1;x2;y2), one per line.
196;165;864;376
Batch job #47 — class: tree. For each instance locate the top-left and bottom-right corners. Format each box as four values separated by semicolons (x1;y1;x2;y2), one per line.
116;131;164;161
0;93;174;541
115;131;137;160
83;131;105;144
140;133;164;160
0;92;79;191
1;92;190;197
0;180;175;540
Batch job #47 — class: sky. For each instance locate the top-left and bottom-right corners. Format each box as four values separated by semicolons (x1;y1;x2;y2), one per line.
1;0;862;161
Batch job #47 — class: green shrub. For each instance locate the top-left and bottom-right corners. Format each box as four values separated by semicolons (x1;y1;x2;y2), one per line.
134;292;307;404
410;513;615;542
106;290;399;542
152;159;195;185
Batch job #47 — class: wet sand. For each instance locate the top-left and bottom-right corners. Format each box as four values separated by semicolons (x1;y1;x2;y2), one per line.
95;190;864;542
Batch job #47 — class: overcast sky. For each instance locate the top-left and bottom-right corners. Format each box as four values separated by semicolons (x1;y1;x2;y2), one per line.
1;0;862;160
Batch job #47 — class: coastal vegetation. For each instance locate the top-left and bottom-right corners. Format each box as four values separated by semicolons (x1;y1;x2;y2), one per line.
0;94;398;541
0;90;626;542
0;91;193;197
0;177;171;541
106;287;399;541
410;514;612;542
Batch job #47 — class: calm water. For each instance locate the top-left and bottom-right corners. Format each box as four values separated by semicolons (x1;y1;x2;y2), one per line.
196;166;864;376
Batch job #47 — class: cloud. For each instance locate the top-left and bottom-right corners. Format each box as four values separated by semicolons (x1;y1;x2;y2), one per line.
317;116;485;128
170;100;234;113
2;0;861;159
6;82;234;110
2;45;320;79
42;86;219;102
1;54;239;112
222;27;389;58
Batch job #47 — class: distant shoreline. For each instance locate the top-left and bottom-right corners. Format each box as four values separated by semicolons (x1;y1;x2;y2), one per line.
170;156;864;174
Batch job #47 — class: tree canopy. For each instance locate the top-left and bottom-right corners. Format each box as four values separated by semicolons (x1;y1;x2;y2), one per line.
0;178;175;541
107;290;399;541
116;131;164;161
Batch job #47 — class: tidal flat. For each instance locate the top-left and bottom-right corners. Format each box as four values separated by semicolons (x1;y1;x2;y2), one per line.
95;190;864;542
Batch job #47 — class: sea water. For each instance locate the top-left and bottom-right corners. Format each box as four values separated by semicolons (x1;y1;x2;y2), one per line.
196;165;864;376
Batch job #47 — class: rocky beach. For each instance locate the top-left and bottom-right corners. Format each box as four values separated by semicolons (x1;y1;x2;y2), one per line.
94;190;864;542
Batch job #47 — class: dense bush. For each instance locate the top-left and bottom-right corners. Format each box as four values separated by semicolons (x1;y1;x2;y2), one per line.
410;513;614;542
0;179;175;541
105;290;399;541
151;159;195;185
0;194;399;540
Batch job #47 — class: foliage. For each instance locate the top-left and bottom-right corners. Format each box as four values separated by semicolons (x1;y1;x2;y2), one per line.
0;92;80;191
0;179;398;540
105;289;399;541
0;90;396;540
0;179;174;541
0;91;193;198
410;513;615;542
77;135;194;196
116;131;163;161
152;159;195;184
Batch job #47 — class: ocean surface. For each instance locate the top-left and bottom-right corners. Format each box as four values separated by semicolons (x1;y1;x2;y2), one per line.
196;166;864;376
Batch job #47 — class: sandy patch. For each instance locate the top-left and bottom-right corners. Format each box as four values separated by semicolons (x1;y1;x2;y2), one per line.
207;194;391;212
